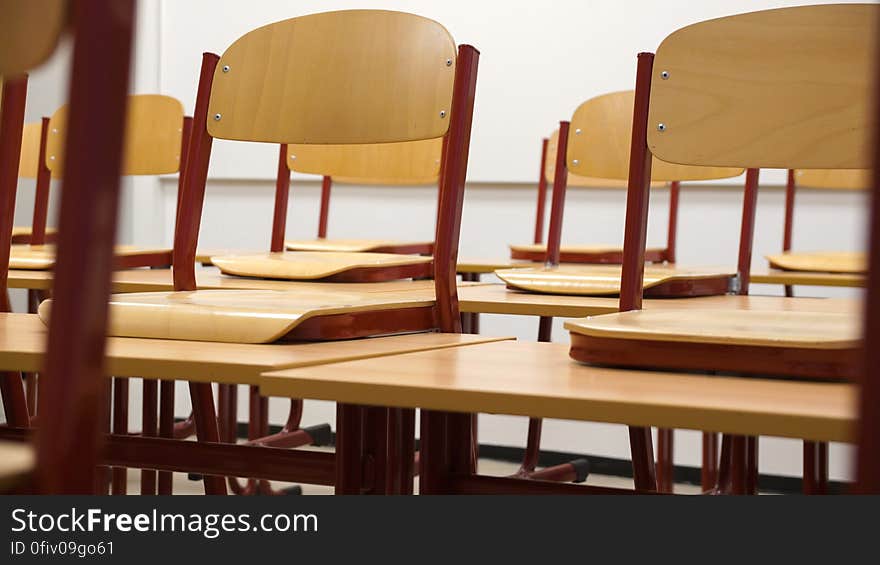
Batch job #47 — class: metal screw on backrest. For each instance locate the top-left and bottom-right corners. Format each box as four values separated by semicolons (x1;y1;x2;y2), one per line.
657;123;666;132
575;128;582;135
446;59;452;67
214;113;222;121
290;155;296;161
572;159;579;165
661;71;669;80
49;156;55;160
222;65;230;73
440;110;446;118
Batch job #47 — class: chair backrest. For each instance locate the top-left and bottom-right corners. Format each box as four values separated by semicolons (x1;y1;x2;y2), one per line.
647;4;876;169
46;94;184;175
18;121;61;179
287;138;441;185
617;4;877;312
0;0;67;74
567;91;743;181
174;10;478;334
794;169;871;190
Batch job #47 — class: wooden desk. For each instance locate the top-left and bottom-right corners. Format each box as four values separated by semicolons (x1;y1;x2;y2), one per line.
0;313;512;384
261;340;855;443
457;284;859;318
7;267;493;294
751;268;864;288
456;258;533;274
0;441;33;490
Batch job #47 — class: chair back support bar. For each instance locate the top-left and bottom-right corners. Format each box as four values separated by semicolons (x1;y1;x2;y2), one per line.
0;76;28;306
270;143;290;252
30;118;53;245
544;121;570;267
47;94;184;176
206;11;456;144
37;0;135;493
533;137;549;244
647;4;877;169
317;176;332;239
434;44;479;333
737;168;760;295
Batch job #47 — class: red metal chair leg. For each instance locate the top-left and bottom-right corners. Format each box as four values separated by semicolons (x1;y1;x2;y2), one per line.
629;427;658;491
94;380;112;495
803;441;828;495
746;436;759;495
111;377;129;495
657;428;675;493
729;436;748;495
188;382;227;495
140;379;158;495
157;380;175;494
0;372;29;428
701;432;719;491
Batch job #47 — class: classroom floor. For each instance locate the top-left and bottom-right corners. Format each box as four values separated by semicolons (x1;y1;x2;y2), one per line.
124;448;704;495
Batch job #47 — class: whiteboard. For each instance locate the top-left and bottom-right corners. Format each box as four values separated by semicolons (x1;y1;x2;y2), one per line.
158;0;864;184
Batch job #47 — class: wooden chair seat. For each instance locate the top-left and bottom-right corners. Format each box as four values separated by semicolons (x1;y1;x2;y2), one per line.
11;226;57;244
37;288;438;344
766;251;865;274
9;244;172;270
211;251;433;282
495;264;735;297
285;238;433;255
509;243;666;264
565;310;861;380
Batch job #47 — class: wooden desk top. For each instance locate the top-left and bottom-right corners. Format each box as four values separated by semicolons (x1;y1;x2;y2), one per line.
751;268;864;288
0;313;512;384
7;267;493;294
456;258;534;274
457;284;860;318
0;441;33;491
261;340;855;443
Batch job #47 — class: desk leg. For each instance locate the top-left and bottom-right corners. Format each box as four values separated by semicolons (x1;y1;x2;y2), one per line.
657;428;674;493
701;432;719;491
140;379;158;495
336;404;412;494
189;382;227;495
419;410;474;494
94;380;112;495
111;377;129;495
157;380;175;494
803;441;828;495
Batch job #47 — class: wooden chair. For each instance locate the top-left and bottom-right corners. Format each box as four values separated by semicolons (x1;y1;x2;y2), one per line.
565;4;874;494
9;94;186;271
511;127;672;264
769;168;869;295
496;90;743;297
37;10;478;494
281;138;440;254
10;121;58;244
1;0;137;493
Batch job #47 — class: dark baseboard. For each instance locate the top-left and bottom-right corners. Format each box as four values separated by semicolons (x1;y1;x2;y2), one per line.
215;420;843;494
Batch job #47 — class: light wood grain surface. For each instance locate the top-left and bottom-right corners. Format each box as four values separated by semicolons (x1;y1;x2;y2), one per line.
495;264;735;296
8;244;170;270
766;251;865;274
260;340;855;443
39;287;439;343
0;313;510;383
456;258;534;274
287;138;441;180
751;268;864;288
567;91;743;181
47;94;184;175
207;10;455;144
509;243;665;256
211;251;431;280
648;4;877;169
457;283;860;317
11;227;57;240
285;239;432;253
6;266;492;293
795;169;870;190
0;441;33;491
0;0;66;74
566;309;860;349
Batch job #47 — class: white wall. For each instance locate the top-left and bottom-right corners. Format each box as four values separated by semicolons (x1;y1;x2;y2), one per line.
10;0;867;482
